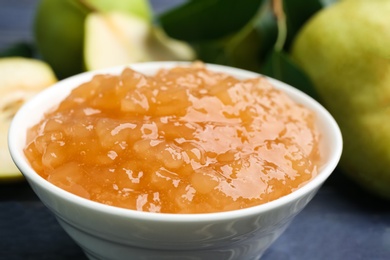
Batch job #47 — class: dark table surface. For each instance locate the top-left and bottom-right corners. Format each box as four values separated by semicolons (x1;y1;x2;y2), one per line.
1;1;390;259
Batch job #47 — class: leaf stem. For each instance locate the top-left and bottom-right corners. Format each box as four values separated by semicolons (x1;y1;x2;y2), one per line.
272;0;287;51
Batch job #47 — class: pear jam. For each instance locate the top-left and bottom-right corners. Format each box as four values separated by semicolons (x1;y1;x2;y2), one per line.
24;63;321;214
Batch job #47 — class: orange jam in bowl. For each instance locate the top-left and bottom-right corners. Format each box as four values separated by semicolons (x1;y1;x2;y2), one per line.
24;63;321;214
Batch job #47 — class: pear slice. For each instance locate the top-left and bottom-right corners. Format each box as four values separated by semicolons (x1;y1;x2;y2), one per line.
84;12;151;71
0;57;57;181
84;0;152;21
84;11;195;71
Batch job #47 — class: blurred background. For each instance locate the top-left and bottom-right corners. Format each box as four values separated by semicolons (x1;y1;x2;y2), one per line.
1;0;390;259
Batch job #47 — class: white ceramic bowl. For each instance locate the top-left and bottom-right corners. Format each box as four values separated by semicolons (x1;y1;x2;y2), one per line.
8;62;342;260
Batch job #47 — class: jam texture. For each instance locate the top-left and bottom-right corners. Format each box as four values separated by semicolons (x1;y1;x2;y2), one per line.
24;64;321;213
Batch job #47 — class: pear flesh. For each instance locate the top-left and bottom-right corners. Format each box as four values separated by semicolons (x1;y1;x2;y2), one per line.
84;12;150;70
291;0;390;199
84;12;195;71
0;58;57;180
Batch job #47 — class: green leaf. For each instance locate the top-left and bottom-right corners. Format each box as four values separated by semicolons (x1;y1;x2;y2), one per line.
261;50;320;100
158;0;264;41
282;0;323;50
189;1;278;73
224;1;278;71
0;42;35;58
191;40;228;65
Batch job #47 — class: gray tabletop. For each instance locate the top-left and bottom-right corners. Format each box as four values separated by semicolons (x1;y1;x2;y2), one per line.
1;1;390;259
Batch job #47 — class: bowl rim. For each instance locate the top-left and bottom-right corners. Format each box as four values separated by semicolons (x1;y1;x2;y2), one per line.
8;61;343;223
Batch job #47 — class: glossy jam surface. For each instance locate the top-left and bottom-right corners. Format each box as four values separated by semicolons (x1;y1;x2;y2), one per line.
24;64;321;213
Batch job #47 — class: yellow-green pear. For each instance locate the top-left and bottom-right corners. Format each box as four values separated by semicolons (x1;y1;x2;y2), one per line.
0;57;57;181
84;12;195;71
291;0;390;199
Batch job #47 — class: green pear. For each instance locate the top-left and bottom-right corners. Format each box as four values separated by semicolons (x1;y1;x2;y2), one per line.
84;11;195;71
291;0;390;199
34;0;89;79
34;0;152;78
0;57;57;181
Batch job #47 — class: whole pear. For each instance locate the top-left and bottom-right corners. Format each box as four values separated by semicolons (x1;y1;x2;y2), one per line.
291;0;390;199
34;0;89;78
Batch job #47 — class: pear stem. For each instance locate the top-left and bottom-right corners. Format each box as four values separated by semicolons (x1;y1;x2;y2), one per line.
272;0;287;51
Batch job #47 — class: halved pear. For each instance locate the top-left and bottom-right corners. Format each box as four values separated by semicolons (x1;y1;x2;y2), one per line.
34;0;152;79
85;0;152;21
84;11;195;71
0;57;57;181
84;12;151;71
